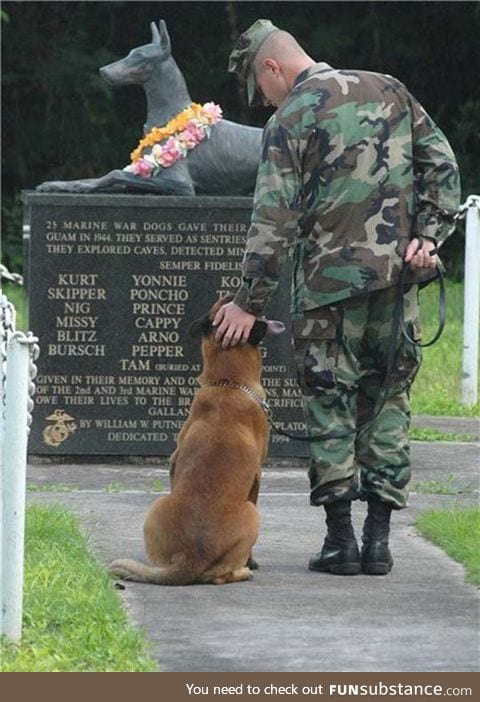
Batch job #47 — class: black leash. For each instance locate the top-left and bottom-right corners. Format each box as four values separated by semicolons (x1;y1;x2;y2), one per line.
268;250;446;443
398;259;446;349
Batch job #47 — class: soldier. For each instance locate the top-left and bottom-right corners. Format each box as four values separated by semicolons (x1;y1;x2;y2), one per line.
214;20;461;575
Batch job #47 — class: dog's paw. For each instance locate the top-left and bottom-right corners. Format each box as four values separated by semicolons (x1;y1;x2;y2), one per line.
211;567;253;584
36;179;97;194
238;567;253;582
36;181;65;192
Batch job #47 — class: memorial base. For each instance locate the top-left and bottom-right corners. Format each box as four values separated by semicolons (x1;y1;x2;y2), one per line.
23;192;308;458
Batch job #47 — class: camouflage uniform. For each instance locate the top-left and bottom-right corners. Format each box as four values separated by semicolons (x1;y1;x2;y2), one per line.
293;285;422;508
229;21;461;509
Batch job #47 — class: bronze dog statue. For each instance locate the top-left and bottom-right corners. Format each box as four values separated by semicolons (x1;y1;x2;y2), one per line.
108;297;284;585
37;21;262;196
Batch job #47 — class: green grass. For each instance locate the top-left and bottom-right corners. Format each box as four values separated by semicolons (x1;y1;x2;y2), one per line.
103;481;125;493
0;505;157;672
416;507;480;584
150;478;165;493
411;473;474;495
26;483;76;493
409;427;475;442
411;280;479;416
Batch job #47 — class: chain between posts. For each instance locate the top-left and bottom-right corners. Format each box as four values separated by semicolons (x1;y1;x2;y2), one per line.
9;332;40;434
1;295;16;424
432;195;478;242
1;294;39;432
1;263;24;287
451;194;480;228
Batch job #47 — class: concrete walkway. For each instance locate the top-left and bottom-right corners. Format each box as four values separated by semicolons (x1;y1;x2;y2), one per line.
27;426;479;673
412;414;479;440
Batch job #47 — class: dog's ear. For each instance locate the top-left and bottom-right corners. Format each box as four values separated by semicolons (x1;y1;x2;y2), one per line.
247;320;268;345
264;319;286;336
248;318;286;344
188;314;213;338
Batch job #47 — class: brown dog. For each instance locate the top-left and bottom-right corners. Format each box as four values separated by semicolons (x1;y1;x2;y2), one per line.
108;297;284;585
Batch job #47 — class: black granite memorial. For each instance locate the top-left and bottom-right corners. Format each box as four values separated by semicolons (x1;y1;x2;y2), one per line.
23;192;309;458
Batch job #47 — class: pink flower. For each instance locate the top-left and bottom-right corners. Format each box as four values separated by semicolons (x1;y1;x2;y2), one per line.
187;120;207;141
202;102;223;125
131;159;153;177
177;127;199;150
152;137;183;168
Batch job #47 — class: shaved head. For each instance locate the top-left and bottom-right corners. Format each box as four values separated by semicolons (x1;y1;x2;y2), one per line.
251;29;316;106
254;30;311;71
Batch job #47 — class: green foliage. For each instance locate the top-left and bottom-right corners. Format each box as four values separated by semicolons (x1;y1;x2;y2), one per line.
451;99;480;202
1;193;24;272
1;282;28;331
0;505;157;672
416;507;480;584
411;280;480;416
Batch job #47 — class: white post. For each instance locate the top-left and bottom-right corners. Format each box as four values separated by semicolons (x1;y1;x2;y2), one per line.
0;293;15;637
461;195;480;406
0;305;5;637
1;333;32;643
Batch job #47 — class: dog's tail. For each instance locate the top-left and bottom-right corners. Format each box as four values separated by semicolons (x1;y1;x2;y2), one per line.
108;558;199;586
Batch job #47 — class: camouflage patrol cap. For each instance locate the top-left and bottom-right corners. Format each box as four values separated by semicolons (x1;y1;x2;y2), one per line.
228;19;280;106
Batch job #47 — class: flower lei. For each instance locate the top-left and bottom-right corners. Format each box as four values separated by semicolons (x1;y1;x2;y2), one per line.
124;102;223;178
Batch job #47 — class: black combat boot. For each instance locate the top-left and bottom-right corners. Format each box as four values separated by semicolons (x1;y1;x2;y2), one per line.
361;497;394;575
308;499;361;575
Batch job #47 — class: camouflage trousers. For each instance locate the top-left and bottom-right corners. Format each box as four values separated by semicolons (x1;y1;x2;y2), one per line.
292;285;422;510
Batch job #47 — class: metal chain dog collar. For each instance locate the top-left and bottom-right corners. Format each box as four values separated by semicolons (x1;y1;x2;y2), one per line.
201;380;272;418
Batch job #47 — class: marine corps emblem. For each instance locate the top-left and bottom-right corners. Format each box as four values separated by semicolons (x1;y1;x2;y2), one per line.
42;409;77;447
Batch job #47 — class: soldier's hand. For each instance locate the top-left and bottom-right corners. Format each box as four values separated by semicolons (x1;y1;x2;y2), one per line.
404;237;438;269
212;302;256;349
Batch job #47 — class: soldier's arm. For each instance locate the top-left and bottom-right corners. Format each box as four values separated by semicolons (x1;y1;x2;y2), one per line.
409;93;461;246
233;119;302;316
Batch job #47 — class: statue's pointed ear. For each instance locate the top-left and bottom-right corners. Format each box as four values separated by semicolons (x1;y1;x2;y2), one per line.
153;20;171;54
189;314;213;338
150;21;161;45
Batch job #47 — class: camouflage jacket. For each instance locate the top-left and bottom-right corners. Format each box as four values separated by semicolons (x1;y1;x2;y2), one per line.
233;63;461;317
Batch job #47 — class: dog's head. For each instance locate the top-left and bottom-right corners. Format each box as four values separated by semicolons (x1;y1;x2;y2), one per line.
189;295;285;346
99;20;172;86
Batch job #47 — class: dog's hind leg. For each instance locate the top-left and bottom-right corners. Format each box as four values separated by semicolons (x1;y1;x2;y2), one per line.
201;503;259;584
246;476;261;569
